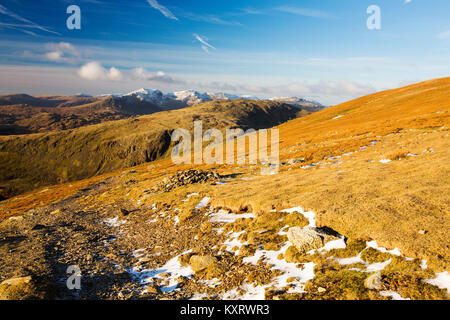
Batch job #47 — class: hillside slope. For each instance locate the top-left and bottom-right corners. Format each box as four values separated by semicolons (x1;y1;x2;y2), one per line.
0;94;163;135
0;100;302;198
0;78;448;300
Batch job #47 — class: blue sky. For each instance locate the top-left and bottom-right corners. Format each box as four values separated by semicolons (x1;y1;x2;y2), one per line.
0;0;449;104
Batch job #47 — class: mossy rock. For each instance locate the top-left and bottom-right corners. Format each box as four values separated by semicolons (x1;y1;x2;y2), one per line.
238;245;256;257
283;211;309;228
304;269;371;300
326;238;367;259
360;247;393;264
189;255;217;272
381;273;448;300
0;276;56;300
285;246;303;263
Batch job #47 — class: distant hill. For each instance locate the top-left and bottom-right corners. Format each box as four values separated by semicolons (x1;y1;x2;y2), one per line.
0;99;305;199
270;96;326;112
0;90;323;135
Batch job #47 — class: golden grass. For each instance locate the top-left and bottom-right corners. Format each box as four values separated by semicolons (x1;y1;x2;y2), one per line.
1;77;449;275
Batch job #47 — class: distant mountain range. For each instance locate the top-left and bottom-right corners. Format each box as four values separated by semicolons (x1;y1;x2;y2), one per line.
0;89;325;135
110;88;326;111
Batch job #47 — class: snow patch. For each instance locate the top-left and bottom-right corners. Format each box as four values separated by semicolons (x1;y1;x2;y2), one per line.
195;197;210;210
209;210;256;223
103;216;126;227
424;271;450;294
379;290;410;300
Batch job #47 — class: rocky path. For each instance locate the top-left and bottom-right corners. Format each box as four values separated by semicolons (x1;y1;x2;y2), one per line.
0;171;448;300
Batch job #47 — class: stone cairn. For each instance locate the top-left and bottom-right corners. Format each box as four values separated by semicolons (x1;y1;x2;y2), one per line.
152;169;221;193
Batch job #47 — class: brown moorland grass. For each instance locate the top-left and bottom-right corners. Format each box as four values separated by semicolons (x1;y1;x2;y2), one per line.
1;77;449;273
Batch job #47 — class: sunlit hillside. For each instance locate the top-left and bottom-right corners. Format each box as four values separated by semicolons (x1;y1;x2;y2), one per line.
0;78;449;300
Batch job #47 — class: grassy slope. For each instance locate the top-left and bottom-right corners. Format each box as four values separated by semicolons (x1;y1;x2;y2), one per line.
1;78;448;273
0;100;300;198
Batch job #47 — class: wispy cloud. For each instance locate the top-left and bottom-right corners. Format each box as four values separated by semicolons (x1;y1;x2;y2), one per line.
201;46;211;55
200;79;376;98
21;42;81;64
180;11;243;26
276;6;336;19
193;34;216;50
404;0;412;4
146;0;178;20
437;30;450;39
0;4;60;35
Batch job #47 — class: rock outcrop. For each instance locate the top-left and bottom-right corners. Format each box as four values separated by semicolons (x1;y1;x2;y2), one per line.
152;170;221;193
287;226;339;253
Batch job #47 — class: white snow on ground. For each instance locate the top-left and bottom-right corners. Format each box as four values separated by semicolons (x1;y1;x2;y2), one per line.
379;291;410;300
198;278;221;287
131;250;195;294
195;197;211;210
243;242;316;293
222;231;247;253
182;193;199;202
209;210;256;223
321;236;347;251
301;163;318;169
366;259;392;272
132;249;145;258
420;259;428;270
277;225;290;236
366;240;401;256
222;284;266;300
186;193;199;198
281;207;316;227
379;159;391;163
424;271;450;294
189;293;209;300
333;240;403;272
103;216;126;227
332;115;344;119
335;254;365;266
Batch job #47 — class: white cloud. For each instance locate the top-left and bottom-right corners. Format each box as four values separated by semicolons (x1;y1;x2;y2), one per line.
77;61;114;81
146;0;178;20
77;61;180;83
404;0;412;4
437;30;450;39
21;42;81;64
43;42;81;63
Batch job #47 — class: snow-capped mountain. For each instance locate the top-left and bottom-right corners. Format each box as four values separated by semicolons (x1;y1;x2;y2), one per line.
119;88;259;110
110;88;325;111
270;97;325;111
